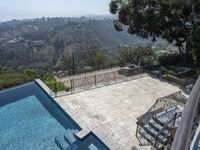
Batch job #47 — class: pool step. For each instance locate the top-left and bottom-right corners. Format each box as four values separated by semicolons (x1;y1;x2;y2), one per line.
64;129;77;144
88;144;99;150
55;135;70;150
65;141;80;150
55;129;78;150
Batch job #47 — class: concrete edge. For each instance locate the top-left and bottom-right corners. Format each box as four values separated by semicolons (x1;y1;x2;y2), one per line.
35;79;55;96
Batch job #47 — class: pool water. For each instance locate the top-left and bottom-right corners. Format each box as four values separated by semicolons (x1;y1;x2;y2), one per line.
0;95;67;150
0;82;109;150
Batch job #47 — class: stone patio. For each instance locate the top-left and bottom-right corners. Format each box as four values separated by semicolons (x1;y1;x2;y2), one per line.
55;75;182;150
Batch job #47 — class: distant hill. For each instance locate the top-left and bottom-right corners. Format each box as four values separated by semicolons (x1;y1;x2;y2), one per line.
0;17;167;71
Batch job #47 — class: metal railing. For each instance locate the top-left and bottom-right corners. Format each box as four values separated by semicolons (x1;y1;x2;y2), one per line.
55;64;120;78
137;91;187;126
171;77;200;150
59;67;147;94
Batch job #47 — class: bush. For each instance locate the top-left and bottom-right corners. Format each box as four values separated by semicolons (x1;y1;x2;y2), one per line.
23;69;38;79
157;50;171;58
0;68;69;92
0;68;33;90
43;75;70;92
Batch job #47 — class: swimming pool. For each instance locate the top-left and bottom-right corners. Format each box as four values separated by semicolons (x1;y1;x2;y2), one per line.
0;81;109;150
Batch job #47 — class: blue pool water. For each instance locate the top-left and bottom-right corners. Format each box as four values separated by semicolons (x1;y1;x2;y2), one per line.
0;95;67;149
0;81;109;150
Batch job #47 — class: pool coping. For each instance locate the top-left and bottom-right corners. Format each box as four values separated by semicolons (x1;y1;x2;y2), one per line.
34;79;82;131
35;79;111;149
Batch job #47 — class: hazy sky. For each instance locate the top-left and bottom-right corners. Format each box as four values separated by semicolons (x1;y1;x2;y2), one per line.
0;0;110;22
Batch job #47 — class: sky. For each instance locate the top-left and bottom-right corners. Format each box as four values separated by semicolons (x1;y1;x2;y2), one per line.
0;0;110;22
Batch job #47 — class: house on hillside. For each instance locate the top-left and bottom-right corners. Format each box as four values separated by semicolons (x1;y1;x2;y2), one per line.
33;40;45;46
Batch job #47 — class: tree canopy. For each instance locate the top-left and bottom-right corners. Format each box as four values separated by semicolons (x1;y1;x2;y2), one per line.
118;46;157;66
109;0;200;54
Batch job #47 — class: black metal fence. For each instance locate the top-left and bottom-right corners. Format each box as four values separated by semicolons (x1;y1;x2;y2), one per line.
136;91;187;149
55;67;147;96
137;91;187;126
55;64;120;78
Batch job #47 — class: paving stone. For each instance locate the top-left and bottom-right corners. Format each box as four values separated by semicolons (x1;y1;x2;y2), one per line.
56;75;181;150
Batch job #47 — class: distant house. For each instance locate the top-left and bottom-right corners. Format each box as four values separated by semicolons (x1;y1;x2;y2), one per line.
6;39;20;45
33;40;45;46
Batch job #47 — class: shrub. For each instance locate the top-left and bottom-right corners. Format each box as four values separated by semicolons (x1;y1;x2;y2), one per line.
0;68;69;92
157;50;171;58
43;75;69;92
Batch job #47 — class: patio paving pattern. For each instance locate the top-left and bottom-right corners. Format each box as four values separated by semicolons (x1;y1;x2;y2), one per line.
55;75;182;150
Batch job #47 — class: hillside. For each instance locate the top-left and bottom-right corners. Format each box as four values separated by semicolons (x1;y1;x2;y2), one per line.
0;17;161;72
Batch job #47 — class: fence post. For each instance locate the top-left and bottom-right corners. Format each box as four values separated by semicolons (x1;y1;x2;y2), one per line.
95;74;97;86
73;79;75;92
70;79;73;93
114;71;116;82
54;82;57;97
173;113;178;127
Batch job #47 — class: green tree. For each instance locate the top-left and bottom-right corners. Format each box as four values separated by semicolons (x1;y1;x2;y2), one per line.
53;38;65;63
24;69;38;79
109;0;200;61
54;38;65;52
80;49;106;68
60;53;73;71
95;50;106;66
118;46;155;66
